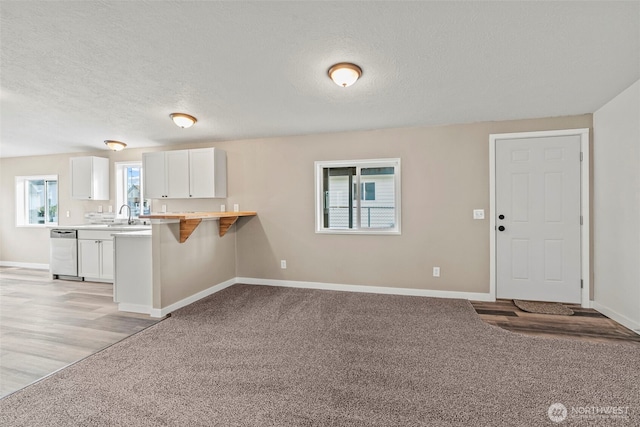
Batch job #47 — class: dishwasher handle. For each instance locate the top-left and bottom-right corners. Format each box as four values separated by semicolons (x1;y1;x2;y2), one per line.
50;229;78;239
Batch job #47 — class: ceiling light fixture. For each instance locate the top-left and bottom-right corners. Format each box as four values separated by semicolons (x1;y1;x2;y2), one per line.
170;113;197;128
104;140;127;151
328;62;362;87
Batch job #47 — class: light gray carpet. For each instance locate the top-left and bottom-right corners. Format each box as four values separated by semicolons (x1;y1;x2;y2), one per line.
1;284;638;426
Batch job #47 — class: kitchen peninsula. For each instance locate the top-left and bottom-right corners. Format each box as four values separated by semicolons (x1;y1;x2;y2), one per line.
116;211;256;317
139;211;257;241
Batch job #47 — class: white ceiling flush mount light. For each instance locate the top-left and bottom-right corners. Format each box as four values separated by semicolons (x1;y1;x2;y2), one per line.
328;62;362;87
104;140;127;151
170;113;197;128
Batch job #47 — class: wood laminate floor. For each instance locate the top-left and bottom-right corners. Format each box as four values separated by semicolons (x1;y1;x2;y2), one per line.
0;267;161;398
471;299;640;345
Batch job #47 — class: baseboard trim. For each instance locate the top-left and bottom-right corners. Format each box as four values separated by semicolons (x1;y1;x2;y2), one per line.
236;277;495;302
150;277;495;318
592;302;640;336
118;303;152;315
0;261;49;270
151;277;237;318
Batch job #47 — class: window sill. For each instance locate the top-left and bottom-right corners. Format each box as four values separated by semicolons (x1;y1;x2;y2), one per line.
315;228;401;236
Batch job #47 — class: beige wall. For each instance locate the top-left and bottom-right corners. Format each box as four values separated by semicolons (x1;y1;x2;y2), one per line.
1;114;592;295
152;221;236;308
231;115;593;294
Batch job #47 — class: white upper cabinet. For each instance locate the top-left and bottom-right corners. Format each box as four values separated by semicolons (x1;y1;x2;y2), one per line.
165;150;190;198
142;151;166;199
70;156;109;200
142;148;227;199
189;148;227;198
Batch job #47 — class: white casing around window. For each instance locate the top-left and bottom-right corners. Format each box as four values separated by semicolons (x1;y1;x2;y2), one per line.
314;158;401;235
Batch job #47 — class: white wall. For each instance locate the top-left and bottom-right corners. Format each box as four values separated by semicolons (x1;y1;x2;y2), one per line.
593;80;640;333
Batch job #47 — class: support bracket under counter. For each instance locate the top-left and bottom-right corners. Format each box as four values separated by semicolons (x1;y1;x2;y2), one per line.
140;212;257;243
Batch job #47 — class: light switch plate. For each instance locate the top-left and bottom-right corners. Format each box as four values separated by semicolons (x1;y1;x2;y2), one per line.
233;204;239;212
220;204;226;212
473;209;485;220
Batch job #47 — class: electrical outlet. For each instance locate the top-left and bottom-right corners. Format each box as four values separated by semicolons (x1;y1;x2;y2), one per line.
66;210;70;218
108;205;113;213
161;205;167;213
97;205;103;213
281;260;287;269
433;267;440;277
473;209;485;220
233;204;239;212
220;204;226;212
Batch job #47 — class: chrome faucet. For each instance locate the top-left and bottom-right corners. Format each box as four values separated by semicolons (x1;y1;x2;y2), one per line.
118;204;134;225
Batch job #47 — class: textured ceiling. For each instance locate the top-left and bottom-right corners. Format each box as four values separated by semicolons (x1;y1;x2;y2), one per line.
1;1;638;158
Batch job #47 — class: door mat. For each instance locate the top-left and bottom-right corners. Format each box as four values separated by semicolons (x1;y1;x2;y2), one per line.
513;299;574;316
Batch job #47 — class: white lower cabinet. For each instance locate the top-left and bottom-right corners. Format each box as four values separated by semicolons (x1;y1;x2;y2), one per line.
78;230;114;282
101;240;114;281
114;232;152;314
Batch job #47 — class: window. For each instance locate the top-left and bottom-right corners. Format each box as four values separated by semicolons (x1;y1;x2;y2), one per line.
115;162;150;219
16;175;58;226
315;159;401;234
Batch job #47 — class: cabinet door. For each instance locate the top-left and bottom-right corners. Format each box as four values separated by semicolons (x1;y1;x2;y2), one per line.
100;240;114;280
165;150;190;198
189;148;216;198
71;157;93;199
143;152;167;199
90;157;110;200
78;239;100;278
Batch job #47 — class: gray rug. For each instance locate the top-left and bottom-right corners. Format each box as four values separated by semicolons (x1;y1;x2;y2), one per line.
1;284;638;426
513;299;574;315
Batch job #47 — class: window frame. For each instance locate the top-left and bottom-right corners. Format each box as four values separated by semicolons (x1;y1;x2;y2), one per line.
15;175;59;227
114;161;148;220
315;158;401;235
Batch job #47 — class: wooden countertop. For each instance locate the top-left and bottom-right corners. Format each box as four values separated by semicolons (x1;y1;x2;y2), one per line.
139;211;257;220
139;211;257;242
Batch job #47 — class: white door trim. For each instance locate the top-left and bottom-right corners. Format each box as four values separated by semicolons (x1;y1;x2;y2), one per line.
489;128;590;307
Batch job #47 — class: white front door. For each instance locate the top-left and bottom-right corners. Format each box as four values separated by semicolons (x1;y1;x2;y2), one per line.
495;134;582;303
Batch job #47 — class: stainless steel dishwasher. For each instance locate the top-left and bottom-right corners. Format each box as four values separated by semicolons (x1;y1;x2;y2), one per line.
50;229;79;279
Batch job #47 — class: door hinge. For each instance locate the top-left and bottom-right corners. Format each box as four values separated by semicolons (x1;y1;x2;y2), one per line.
580;152;583;161
580;216;583;225
581;279;584;289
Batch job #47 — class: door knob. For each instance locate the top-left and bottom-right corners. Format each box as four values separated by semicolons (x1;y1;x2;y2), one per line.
498;226;506;232
498;214;505;220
